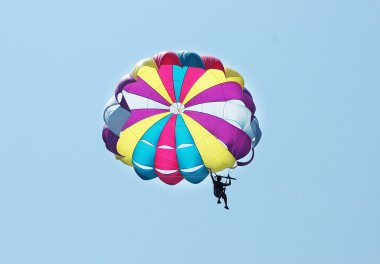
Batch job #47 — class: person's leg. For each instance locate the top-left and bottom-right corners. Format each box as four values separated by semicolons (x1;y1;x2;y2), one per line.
217;191;222;204
222;193;229;209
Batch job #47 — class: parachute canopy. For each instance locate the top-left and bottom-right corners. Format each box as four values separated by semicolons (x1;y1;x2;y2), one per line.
102;51;261;185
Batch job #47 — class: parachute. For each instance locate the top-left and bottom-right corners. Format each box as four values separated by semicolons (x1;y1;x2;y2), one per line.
102;51;261;185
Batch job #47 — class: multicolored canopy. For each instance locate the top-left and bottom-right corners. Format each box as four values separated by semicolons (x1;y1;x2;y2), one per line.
102;51;261;185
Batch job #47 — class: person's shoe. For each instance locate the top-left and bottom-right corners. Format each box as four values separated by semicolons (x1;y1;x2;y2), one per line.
217;200;221;204
224;205;229;210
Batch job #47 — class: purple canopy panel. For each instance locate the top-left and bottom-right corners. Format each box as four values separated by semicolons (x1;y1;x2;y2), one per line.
114;74;135;111
185;82;243;107
242;88;256;118
124;77;171;106
102;126;122;156
185;111;252;160
185;82;256;117
121;109;168;131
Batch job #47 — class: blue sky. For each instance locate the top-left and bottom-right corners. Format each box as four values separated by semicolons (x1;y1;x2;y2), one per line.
0;0;379;263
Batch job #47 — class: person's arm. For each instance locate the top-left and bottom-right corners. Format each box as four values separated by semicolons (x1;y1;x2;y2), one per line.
210;174;216;183
208;169;216;183
223;180;231;186
223;176;232;186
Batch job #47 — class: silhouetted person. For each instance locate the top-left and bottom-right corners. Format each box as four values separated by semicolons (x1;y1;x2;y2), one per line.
210;171;231;210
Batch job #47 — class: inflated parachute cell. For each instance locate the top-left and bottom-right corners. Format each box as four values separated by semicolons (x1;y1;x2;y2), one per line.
102;51;261;185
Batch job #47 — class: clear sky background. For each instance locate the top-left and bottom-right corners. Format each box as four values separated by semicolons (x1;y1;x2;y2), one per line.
0;0;379;263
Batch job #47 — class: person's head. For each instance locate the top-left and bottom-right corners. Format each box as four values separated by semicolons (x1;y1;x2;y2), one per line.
217;176;222;182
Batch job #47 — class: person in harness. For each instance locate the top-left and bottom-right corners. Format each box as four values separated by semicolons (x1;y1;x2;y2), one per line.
209;169;233;210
